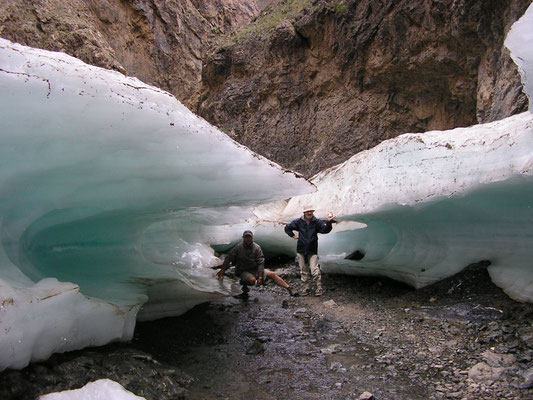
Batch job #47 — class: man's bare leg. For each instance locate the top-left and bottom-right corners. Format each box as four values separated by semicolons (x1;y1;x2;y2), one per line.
265;271;299;296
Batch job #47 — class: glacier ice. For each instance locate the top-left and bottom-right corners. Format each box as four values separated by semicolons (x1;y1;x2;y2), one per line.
506;2;533;109
1;2;532;373
39;379;144;400
0;38;313;370
267;113;533;300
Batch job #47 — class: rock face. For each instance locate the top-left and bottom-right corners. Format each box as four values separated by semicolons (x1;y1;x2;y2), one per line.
0;0;261;109
198;0;530;176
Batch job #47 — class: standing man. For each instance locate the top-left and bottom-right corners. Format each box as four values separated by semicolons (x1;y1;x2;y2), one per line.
217;230;299;299
284;205;335;296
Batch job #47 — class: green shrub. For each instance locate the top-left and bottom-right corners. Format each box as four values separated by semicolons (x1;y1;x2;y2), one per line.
330;0;349;14
213;0;316;51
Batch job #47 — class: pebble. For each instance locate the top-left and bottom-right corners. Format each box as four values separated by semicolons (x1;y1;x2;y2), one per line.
521;367;533;389
330;361;343;371
323;299;337;307
468;362;506;383
481;350;516;367
245;340;264;355
320;344;340;354
445;391;462;398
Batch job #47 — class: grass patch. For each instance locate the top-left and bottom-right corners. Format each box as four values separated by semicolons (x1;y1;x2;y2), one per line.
330;0;349;14
213;0;316;51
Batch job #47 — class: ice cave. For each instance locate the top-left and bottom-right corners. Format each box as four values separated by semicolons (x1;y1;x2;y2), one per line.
0;2;532;373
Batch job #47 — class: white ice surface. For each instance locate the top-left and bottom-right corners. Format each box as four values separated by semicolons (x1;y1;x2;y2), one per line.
280;112;533;219
506;2;533;109
38;379;145;400
268;113;533;301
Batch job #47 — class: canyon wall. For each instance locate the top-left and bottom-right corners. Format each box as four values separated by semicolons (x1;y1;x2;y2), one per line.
198;0;530;176
0;0;261;109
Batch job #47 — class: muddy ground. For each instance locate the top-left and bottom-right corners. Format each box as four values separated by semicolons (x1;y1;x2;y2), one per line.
1;261;533;400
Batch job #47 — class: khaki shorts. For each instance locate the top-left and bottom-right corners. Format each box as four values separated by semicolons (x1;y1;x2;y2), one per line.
238;269;271;285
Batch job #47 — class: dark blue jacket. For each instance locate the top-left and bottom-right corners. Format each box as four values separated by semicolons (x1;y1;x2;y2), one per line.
284;216;333;256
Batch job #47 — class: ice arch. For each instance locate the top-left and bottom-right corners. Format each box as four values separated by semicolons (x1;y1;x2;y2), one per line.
0;38;313;370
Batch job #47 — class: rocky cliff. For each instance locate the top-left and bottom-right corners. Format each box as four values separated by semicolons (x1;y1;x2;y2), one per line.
0;0;261;109
0;0;529;177
198;0;530;176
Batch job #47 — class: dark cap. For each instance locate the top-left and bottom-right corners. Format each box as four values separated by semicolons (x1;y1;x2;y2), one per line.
242;230;253;237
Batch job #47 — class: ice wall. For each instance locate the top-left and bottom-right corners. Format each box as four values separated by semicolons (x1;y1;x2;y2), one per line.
272;113;533;301
0;38;313;370
506;2;533;109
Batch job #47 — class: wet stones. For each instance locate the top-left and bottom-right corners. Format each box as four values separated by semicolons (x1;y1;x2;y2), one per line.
4;262;533;399
0;347;193;400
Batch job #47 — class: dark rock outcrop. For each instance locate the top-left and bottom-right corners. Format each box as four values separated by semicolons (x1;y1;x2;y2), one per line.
198;0;530;177
0;0;261;109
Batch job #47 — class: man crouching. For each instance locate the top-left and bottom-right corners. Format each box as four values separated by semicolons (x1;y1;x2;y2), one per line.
217;230;299;299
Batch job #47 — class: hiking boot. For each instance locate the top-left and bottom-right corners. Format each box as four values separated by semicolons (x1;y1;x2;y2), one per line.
287;287;299;297
315;288;323;297
301;287;311;296
233;292;249;300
